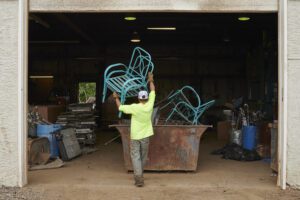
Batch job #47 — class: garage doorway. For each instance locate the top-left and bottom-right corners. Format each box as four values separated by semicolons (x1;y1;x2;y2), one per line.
27;12;280;188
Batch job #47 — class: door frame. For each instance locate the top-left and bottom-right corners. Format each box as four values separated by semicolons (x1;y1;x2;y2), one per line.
19;0;287;189
278;0;287;189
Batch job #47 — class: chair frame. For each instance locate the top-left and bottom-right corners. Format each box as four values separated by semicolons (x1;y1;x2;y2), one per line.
163;86;215;125
102;47;154;117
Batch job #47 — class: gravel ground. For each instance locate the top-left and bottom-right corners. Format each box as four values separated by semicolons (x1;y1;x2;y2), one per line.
1;185;300;200
0;186;41;200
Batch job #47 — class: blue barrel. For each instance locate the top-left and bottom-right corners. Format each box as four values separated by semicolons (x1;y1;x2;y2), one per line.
242;125;257;150
37;124;62;158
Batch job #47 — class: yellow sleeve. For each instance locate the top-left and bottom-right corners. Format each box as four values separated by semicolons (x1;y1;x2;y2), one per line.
145;91;156;110
119;104;136;114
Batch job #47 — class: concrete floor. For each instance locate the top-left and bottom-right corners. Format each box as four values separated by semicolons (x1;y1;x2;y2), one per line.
25;130;299;200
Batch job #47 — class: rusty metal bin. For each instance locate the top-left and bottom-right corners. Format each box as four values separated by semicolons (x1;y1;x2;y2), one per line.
111;124;211;171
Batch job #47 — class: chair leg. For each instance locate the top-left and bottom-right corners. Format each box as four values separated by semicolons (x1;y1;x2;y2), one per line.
177;112;192;125
102;84;107;103
165;109;177;124
118;111;122;118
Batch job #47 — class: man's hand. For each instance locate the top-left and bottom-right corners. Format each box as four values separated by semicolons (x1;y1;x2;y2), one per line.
148;72;155;92
113;92;119;99
148;72;154;82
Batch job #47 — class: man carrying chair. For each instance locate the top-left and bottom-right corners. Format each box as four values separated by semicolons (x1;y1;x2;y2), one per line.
113;72;155;187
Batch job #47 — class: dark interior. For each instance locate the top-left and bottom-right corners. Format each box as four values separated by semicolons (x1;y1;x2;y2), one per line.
28;13;278;125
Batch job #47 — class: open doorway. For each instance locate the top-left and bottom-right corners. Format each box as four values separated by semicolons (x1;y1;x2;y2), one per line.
27;13;279;188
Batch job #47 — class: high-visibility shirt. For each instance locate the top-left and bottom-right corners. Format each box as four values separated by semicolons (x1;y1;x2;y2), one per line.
119;91;155;140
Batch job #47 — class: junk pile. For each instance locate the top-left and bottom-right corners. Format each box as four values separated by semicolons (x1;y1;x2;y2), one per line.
229;103;266;150
56;103;97;146
28;106;52;137
27;104;97;170
211;143;261;161
214;98;270;162
155;86;215;125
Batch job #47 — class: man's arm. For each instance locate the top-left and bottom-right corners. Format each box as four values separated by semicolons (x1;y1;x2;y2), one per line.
113;92;135;114
113;92;121;108
148;72;155;91
146;73;156;109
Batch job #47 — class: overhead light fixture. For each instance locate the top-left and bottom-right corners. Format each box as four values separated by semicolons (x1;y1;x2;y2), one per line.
131;32;141;43
124;14;136;21
147;27;176;31
29;75;54;79
125;16;136;21
223;37;230;42
238;17;250;21
131;39;141;43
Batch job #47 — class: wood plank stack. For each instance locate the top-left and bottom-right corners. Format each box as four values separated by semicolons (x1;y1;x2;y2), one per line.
56;103;97;146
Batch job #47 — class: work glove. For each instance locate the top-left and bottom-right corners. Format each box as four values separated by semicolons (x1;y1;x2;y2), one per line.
148;72;154;82
112;92;119;99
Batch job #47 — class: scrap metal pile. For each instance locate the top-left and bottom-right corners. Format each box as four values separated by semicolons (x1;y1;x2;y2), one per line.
56;103;97;146
28;106;52;137
101;47;215;125
212;98;267;161
156;86;215;125
228;100;266;146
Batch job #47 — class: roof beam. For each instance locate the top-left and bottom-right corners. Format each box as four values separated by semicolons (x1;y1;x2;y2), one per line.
54;14;96;45
29;14;51;29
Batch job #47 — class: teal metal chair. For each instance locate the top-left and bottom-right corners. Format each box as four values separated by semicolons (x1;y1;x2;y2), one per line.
102;47;154;117
164;86;215;125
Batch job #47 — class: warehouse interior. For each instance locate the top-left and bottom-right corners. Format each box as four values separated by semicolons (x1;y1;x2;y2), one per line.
27;13;278;186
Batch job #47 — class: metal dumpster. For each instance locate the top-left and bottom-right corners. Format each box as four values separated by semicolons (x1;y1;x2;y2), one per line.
111;124;211;171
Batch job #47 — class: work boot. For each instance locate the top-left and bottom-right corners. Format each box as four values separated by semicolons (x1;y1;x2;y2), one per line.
134;175;144;187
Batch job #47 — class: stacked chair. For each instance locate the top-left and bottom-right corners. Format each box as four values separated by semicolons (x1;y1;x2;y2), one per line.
102;47;154;117
162;86;215;125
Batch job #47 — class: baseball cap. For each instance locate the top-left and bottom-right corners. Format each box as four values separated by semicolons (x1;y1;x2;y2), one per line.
138;90;148;100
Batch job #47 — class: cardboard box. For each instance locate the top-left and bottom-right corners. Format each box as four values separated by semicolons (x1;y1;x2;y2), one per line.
217;121;232;141
37;105;66;123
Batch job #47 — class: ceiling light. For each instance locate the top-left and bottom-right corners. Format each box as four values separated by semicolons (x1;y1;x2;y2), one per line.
238;17;250;21
124;16;136;21
147;27;176;31
223;38;230;42
131;39;141;43
29;75;54;79
131;32;141;43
